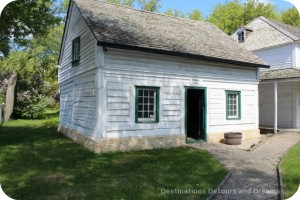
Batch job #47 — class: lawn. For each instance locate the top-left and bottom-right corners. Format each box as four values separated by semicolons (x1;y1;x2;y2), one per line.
281;142;300;198
0;112;228;200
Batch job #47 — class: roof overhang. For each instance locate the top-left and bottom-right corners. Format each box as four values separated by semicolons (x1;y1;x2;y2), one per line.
260;77;300;83
97;41;270;69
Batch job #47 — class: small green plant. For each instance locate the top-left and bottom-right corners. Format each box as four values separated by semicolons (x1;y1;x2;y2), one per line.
0;93;5;104
43;118;59;129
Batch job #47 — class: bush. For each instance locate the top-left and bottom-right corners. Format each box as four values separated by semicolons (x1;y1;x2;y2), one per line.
13;75;59;119
14;90;48;119
43;118;59;129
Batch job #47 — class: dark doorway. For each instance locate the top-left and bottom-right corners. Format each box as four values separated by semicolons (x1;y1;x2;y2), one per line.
186;88;206;142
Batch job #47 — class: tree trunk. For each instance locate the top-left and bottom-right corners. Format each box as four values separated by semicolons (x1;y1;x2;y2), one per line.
4;71;17;121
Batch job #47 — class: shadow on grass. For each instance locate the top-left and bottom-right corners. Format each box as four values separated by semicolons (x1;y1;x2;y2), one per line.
0;125;228;200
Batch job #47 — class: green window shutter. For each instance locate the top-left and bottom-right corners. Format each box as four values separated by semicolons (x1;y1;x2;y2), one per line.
72;37;80;63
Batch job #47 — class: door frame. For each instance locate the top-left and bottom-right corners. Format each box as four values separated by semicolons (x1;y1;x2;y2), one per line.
185;86;207;143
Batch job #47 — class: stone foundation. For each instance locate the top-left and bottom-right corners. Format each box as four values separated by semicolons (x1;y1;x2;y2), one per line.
58;126;260;152
207;129;261;143
58;126;186;153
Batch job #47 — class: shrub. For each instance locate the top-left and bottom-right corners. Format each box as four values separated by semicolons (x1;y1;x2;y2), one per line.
14;90;48;119
43;118;59;129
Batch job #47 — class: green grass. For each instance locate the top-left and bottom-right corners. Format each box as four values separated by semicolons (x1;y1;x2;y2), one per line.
0;113;228;200
281;142;300;198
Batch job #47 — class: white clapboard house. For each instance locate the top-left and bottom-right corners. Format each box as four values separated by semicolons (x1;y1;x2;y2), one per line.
58;0;268;153
232;17;300;131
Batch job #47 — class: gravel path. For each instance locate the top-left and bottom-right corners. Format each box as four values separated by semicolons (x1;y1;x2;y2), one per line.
188;131;300;200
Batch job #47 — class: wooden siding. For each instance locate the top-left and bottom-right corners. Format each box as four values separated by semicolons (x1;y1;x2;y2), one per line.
297;82;300;128
59;2;97;137
59;1;97;84
296;43;300;67
60;70;97;136
259;82;294;128
104;48;259;138
254;44;293;70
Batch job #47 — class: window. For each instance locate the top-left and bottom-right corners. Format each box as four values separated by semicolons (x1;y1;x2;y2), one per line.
238;31;245;43
135;87;159;123
226;91;241;120
72;37;80;63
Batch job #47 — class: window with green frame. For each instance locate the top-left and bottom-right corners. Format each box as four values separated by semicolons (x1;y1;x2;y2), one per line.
72;37;80;64
226;91;241;120
135;86;159;123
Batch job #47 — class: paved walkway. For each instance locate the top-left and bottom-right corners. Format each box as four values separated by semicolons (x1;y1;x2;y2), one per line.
188;131;300;200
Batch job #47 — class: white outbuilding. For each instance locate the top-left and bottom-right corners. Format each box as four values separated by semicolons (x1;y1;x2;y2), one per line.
58;0;268;152
232;16;300;132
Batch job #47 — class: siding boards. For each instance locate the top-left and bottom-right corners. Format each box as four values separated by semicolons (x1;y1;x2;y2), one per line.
107;82;130;123
105;48;257;81
59;2;97;84
104;49;258;137
60;69;97;136
162;86;181;122
259;82;293;127
297;44;300;67
254;44;293;70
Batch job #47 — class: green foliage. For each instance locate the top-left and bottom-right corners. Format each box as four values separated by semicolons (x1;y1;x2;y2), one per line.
0;93;4;103
43;118;59;128
0;0;61;56
242;0;278;24
0;25;63;119
189;9;203;21
0;16;65;82
105;0;136;7
207;0;278;34
208;0;244;34
14;90;48;119
281;143;300;198
165;9;185;18
138;0;161;12
281;7;300;28
28;25;64;83
0;51;30;78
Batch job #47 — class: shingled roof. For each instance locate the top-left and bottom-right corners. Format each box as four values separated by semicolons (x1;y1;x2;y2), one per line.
260;17;300;41
260;68;300;80
72;0;267;68
233;16;300;51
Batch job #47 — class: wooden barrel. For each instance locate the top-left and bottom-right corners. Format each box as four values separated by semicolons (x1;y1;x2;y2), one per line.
224;132;242;145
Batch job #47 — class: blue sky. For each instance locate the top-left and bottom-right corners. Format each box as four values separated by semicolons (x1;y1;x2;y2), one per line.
159;0;294;17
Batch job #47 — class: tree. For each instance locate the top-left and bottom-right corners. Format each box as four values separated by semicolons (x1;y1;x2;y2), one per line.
242;0;278;24
138;0;161;12
207;0;244;34
189;9;203;21
281;7;300;27
207;0;278;34
165;9;185;18
105;0;136;7
0;0;60;56
28;25;64;84
0;25;63;120
0;51;29;121
0;0;62;120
